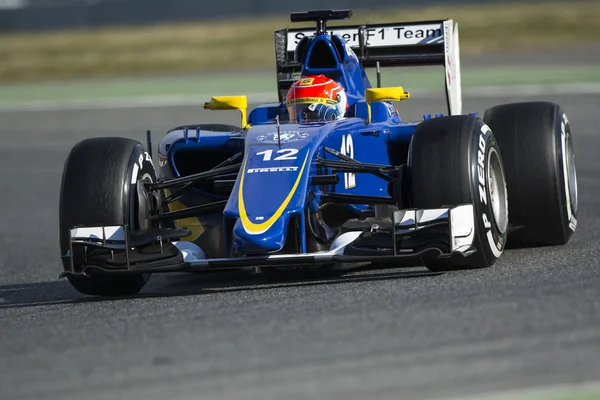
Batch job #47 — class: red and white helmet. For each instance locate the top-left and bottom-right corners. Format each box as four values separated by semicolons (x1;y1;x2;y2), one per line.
285;75;348;123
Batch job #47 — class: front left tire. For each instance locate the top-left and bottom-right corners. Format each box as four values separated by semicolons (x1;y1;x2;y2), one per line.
59;137;156;296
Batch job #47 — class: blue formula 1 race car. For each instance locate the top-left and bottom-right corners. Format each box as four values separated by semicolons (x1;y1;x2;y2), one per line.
58;10;578;296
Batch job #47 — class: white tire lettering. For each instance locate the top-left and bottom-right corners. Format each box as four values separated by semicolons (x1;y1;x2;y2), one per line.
482;212;492;229
132;152;154;185
478;126;488;205
569;217;578;231
144;151;153;166
131;163;139;184
479;184;487;205
478;123;503;258
487;230;503;258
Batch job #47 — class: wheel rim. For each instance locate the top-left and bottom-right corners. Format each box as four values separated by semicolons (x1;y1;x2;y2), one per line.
487;147;508;234
133;173;154;231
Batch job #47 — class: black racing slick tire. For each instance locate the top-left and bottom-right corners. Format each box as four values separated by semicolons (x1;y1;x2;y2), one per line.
483;102;578;246
409;115;509;272
59;137;157;296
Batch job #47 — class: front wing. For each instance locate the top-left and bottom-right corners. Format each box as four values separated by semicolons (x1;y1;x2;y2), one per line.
59;204;476;278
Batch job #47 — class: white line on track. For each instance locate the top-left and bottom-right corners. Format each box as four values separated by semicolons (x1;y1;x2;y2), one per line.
1;82;600;113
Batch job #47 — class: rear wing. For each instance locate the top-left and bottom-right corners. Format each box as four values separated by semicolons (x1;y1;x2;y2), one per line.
274;19;462;115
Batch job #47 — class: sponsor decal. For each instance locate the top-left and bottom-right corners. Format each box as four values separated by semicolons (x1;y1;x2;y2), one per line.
298;78;315;86
255;131;309;144
285;97;337;106
238;152;310;235
287;23;444;51
247;166;299;173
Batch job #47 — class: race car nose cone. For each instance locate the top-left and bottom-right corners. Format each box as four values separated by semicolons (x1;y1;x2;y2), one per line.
232;218;287;255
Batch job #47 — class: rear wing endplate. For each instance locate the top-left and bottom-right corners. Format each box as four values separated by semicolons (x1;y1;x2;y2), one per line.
274;19;462;115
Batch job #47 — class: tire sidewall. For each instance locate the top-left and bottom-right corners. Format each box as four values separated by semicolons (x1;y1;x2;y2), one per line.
471;121;508;265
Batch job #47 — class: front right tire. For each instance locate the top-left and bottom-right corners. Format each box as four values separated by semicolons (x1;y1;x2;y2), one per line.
408;115;509;272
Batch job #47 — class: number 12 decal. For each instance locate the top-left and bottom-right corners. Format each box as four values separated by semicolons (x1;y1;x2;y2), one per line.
256;149;299;161
340;134;356;189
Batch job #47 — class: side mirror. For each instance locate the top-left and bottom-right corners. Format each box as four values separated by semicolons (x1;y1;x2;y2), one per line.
365;87;410;123
366;87;411;103
203;96;249;128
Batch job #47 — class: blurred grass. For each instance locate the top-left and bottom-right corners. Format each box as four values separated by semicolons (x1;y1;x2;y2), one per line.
1;0;599;83
3;66;600;105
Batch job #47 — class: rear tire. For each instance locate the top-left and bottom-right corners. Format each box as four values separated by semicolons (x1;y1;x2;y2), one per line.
483;102;578;246
59;137;157;296
409;115;509;272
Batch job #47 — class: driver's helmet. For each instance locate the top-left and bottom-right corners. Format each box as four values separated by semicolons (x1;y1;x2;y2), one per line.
285;75;348;123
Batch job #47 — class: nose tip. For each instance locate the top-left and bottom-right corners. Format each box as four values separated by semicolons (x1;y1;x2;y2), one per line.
232;218;287;255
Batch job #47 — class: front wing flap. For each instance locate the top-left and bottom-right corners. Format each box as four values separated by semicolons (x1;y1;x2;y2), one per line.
59;204;476;278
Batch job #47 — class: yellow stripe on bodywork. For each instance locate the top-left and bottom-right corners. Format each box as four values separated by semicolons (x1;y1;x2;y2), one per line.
238;151;310;235
165;189;205;241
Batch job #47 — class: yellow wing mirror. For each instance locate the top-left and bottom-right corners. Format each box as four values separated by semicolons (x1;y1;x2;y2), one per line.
365;87;411;123
203;95;249;128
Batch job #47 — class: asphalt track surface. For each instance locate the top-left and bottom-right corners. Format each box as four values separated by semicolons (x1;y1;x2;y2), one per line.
0;92;599;400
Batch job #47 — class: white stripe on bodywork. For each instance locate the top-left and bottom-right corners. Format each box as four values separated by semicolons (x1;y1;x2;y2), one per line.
418;208;449;223
173;241;206;262
450;204;475;252
70;226;125;241
328;231;363;254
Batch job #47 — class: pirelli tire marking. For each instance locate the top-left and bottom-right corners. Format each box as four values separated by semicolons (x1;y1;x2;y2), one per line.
560;113;578;232
131;151;153;185
476;124;508;259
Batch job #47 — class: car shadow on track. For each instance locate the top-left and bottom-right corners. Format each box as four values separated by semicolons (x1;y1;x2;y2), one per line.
0;267;441;310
